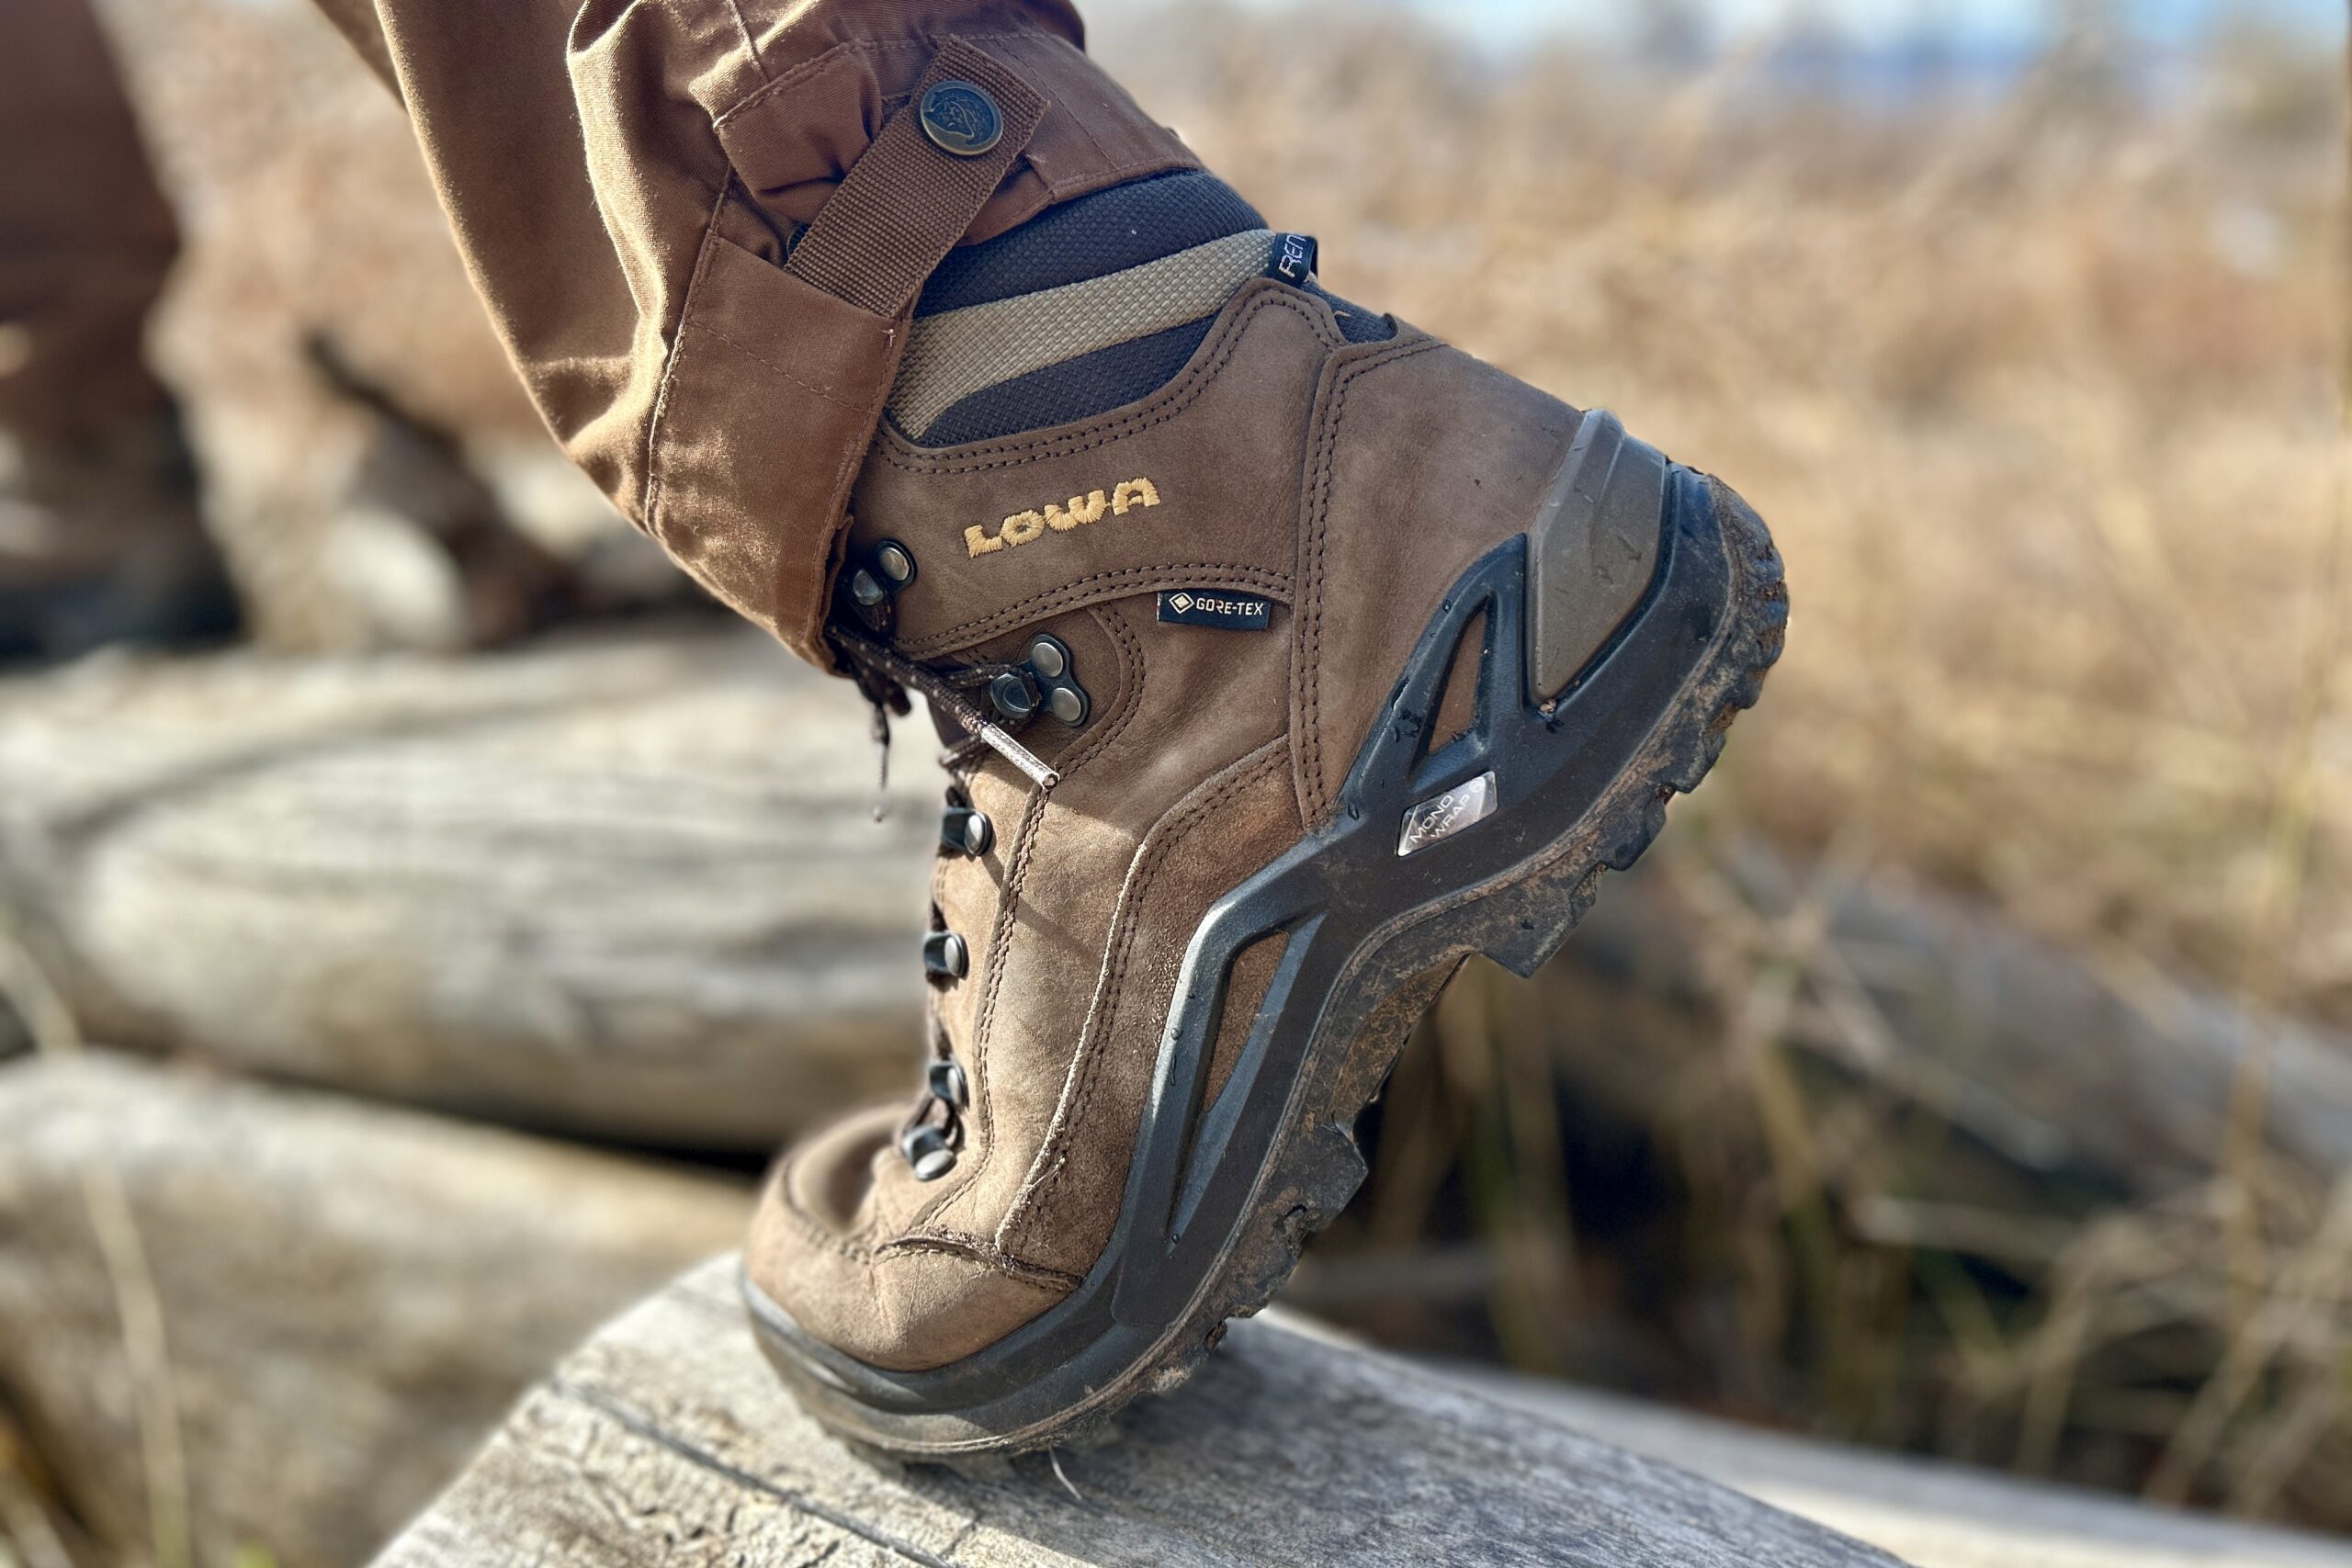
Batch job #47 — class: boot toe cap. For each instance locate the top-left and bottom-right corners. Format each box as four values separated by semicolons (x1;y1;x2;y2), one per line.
746;1104;1070;1374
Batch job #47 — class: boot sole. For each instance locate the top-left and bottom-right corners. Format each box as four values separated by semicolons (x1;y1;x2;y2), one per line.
747;423;1787;1458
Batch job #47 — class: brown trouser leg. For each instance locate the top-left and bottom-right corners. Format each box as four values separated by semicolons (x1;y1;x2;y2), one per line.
306;0;1193;666
0;0;181;446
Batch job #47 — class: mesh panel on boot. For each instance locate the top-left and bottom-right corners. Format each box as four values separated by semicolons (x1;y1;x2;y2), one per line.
918;316;1220;447
895;173;1395;446
891;229;1272;437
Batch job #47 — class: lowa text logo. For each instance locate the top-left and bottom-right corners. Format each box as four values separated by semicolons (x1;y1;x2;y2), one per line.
965;479;1161;558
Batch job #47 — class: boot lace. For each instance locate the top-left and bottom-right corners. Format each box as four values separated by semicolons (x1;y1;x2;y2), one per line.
826;619;1059;1178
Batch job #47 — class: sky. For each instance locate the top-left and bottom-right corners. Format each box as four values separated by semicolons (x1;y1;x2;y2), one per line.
1157;0;2343;49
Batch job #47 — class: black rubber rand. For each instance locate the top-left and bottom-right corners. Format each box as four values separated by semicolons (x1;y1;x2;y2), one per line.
746;437;1784;1458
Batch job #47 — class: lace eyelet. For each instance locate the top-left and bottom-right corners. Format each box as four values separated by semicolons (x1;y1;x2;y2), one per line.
927;1057;969;1108
900;1122;957;1180
844;539;917;631
922;931;969;981
942;805;994;857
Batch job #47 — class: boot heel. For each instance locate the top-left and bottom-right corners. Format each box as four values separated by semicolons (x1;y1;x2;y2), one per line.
1526;411;1671;705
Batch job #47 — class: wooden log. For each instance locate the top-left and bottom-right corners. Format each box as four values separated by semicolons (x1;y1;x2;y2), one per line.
0;623;937;1149
9;619;2346;1178
1446;1366;2352;1568
378;1256;1908;1568
1491;847;2352;1202
0;1050;752;1568
387;1262;2352;1568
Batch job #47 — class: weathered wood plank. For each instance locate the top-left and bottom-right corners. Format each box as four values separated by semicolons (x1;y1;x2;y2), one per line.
379;1257;1911;1568
0;623;935;1148
388;1387;913;1568
0;1051;753;1568
1448;1367;2352;1568
389;1260;2352;1568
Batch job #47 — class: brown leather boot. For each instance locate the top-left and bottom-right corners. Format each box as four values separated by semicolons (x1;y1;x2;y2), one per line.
743;190;1786;1458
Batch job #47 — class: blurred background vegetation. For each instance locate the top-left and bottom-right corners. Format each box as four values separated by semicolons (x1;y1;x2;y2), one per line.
0;0;2344;1562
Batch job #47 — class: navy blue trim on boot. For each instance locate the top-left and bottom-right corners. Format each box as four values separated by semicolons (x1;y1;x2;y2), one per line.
917;172;1266;317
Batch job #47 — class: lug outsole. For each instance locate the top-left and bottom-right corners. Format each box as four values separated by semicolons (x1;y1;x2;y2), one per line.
1074;477;1780;1443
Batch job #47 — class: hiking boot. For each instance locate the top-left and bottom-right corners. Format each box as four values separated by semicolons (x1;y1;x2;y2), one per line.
0;407;242;663
743;171;1786;1457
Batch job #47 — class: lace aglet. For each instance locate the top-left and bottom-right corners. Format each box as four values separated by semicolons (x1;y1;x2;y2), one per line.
979;723;1060;791
830;622;1059;794
868;696;893;822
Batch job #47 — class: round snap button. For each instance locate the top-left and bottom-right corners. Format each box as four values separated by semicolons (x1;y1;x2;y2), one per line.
919;81;1004;158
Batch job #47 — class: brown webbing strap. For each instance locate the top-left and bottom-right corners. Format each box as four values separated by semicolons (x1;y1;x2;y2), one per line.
786;39;1048;319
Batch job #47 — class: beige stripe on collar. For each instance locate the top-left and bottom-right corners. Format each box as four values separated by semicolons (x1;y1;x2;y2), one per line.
890;229;1275;438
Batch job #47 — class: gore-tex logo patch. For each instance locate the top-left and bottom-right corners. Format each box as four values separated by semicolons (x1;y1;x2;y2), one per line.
1158;590;1273;631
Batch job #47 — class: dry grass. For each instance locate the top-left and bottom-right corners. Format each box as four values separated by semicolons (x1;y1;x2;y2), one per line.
1104;3;2347;1031
1095;1;2352;1531
0;909;191;1568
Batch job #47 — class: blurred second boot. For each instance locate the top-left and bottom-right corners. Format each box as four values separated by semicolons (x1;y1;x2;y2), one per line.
0;411;242;664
